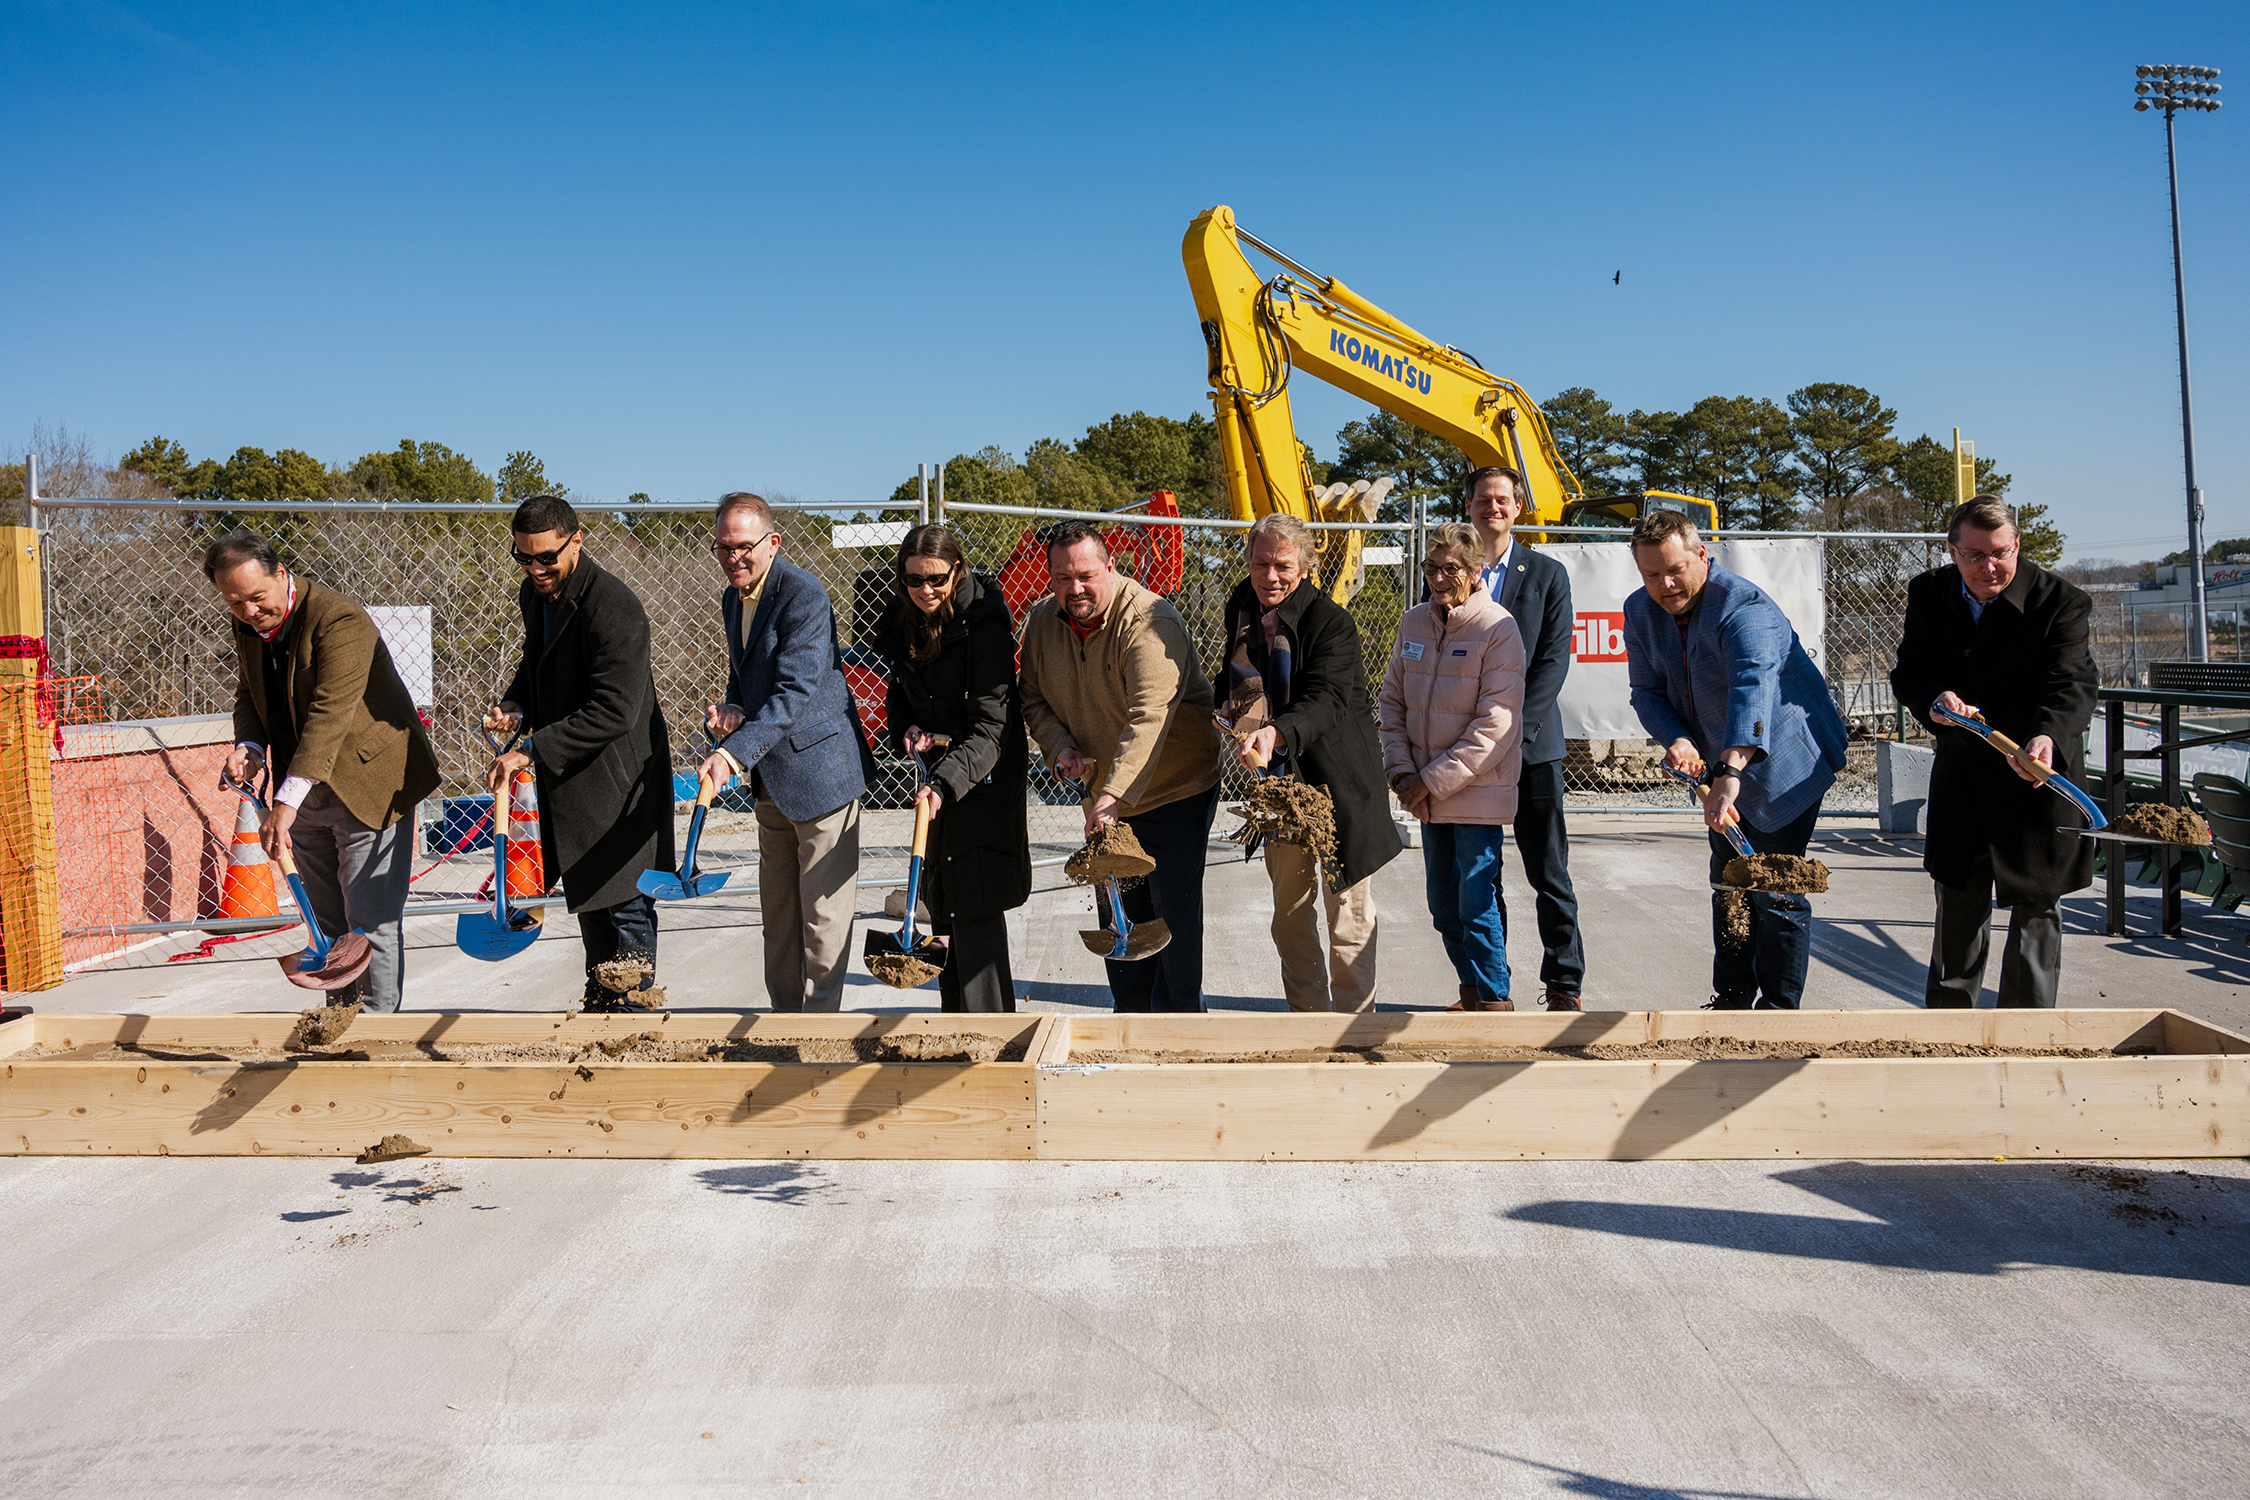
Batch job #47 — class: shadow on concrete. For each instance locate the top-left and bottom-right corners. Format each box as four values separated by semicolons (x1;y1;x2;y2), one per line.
1449;1446;1821;1499
1809;914;1930;1004
693;1163;832;1204
279;1208;348;1222
1505;1161;2250;1285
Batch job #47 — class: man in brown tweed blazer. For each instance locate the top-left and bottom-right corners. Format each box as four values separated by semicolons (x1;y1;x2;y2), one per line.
210;529;440;1010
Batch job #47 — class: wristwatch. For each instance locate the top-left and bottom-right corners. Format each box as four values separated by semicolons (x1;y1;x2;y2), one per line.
1708;765;1743;782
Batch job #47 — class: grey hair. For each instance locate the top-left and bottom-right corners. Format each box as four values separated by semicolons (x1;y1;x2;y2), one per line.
1245;512;1316;570
1425;520;1483;564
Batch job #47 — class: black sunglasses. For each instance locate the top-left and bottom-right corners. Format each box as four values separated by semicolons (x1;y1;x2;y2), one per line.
903;565;955;590
510;536;580;568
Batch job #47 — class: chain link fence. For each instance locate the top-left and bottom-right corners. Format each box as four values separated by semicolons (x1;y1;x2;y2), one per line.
31;496;1981;952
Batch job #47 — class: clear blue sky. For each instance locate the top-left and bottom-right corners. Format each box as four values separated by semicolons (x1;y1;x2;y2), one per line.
3;0;2242;562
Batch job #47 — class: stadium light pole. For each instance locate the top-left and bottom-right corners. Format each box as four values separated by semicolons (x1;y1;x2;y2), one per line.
2135;63;2222;663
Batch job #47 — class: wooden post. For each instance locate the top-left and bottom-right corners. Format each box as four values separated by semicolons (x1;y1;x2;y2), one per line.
0;523;62;992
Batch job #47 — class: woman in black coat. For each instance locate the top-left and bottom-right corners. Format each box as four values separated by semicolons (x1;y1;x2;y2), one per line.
872;525;1031;1012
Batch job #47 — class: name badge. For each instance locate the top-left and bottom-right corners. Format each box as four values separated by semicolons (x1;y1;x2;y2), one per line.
1402;642;1425;661
1451;648;1468;656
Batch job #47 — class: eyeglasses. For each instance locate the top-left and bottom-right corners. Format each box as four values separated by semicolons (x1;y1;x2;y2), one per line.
1956;545;2017;565
510;537;579;567
1421;561;1471;581
710;534;775;562
903;565;954;591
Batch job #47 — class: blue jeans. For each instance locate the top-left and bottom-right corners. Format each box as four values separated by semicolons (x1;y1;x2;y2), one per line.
1707;800;1821;1009
1107;785;1219;1013
1423;823;1510;1003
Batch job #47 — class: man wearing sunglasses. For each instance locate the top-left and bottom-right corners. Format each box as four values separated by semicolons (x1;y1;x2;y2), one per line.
1891;496;2096;1008
700;492;875;1012
486;495;674;1009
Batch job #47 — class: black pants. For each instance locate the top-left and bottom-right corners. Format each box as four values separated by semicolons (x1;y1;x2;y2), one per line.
1507;758;1584;996
1926;850;2061;1009
933;913;1016;1013
578;892;659;1004
1706;799;1821;1009
1108;784;1219;1013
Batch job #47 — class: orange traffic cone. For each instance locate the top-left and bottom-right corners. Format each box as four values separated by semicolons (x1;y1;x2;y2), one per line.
505;768;547;918
212;795;280;930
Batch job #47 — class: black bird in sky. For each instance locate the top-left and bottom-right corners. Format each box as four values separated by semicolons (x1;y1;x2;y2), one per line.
1613;270;1621;285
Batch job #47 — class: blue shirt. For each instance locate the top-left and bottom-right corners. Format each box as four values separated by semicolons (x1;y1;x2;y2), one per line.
1479;540;1515;602
1962;580;1984;623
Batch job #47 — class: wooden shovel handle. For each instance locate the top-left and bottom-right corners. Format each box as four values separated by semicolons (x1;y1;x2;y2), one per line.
1981;728;2054;785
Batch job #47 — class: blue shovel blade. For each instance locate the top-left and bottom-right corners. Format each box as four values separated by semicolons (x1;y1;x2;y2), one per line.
456;908;541;961
638;868;731;902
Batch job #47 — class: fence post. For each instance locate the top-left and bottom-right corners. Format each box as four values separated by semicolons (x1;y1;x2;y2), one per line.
0;487;63;992
916;464;930;527
934;462;944;524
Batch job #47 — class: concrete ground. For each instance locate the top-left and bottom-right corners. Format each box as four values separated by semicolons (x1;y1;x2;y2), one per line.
6;814;2248;1497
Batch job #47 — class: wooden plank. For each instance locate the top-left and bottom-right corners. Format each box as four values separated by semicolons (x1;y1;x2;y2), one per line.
1054;1009;2181;1059
0;677;62;992
0;1058;1038;1159
1033;1013;1075;1068
1034;1054;2250;1161
4;1010;1044;1054
2161;1009;2250;1057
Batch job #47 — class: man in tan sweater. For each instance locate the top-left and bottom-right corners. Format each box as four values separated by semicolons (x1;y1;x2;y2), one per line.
1020;520;1221;1011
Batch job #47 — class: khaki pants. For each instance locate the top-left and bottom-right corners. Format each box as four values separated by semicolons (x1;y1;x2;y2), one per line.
755;797;860;1012
1265;840;1379;1012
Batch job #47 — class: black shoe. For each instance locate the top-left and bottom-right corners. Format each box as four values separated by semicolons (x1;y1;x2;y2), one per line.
1701;995;1754;1011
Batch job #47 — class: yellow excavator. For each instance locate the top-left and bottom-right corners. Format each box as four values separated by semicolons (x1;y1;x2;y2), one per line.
1183;205;1715;602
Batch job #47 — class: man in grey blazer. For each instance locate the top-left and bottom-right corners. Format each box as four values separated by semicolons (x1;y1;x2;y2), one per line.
701;492;875;1011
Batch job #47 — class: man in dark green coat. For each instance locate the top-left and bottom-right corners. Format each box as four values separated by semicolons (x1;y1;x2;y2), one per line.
1221;513;1401;1011
487;495;674;1008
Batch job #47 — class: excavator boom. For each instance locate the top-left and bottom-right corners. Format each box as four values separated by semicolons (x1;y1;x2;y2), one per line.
1184;205;1589;601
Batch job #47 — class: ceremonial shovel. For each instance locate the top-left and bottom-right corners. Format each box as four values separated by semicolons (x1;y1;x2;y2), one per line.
864;735;950;986
455;723;542;961
1063;773;1171;961
1929;701;2109;830
1660;761;1755;859
219;764;374;991
637;734;734;903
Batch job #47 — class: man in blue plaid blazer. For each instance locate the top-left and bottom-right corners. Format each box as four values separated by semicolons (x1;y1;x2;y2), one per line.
1624;510;1849;1008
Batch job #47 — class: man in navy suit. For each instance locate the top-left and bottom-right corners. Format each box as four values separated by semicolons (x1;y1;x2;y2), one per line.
1462;465;1586;1010
1624;509;1848;1009
701;492;875;1011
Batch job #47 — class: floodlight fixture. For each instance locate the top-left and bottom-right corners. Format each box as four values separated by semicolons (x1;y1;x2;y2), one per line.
2132;63;2225;659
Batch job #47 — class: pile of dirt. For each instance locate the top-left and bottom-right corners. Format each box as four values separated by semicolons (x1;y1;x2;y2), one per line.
867;950;943;989
1072;1038;2139;1065
284;1001;362;1050
2113;804;2213;846
355;1133;428;1163
1227;777;1341;880
1721;854;1831;893
433;1031;1024;1066
1717;890;1753;948
589;954;666;1010
1065;821;1154;887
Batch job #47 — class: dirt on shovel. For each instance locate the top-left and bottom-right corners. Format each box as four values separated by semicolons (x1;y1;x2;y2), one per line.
1065;821;1154;887
867;950;943;989
285;1001;362;1051
1229;777;1342;883
2112;805;2212;846
1721;854;1831;893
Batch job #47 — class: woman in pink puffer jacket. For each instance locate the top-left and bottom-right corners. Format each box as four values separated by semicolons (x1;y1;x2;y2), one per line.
1378;522;1527;1011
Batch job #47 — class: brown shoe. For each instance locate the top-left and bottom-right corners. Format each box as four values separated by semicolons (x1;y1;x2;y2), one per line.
1447;985;1514;1012
1543;988;1582;1012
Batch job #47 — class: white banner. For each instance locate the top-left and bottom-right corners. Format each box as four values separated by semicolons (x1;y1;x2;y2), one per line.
1546;539;1827;741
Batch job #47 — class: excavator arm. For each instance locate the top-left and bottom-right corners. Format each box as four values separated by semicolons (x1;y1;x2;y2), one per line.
1184;204;1588;602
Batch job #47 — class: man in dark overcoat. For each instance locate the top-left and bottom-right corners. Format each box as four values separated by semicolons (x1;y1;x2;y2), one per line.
1891;495;2097;1008
488;495;674;1008
1222;512;1400;1011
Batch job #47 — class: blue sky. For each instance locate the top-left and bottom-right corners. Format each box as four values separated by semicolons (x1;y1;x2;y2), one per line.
2;0;2242;562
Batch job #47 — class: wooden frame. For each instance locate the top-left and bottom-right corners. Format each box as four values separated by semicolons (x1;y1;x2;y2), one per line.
1034;1009;2250;1161
0;1011;1045;1159
4;1007;2245;1161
